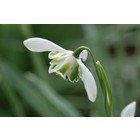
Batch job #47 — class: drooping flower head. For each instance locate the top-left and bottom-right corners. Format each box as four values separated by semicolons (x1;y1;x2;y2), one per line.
23;38;97;102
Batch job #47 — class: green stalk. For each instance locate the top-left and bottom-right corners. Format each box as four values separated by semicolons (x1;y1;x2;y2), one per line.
96;61;112;117
73;46;113;117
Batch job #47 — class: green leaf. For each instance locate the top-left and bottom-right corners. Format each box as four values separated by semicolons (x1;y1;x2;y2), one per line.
26;73;82;116
0;59;81;116
1;82;26;116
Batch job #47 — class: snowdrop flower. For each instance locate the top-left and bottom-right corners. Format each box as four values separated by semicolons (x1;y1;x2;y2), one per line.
120;101;136;117
23;38;97;102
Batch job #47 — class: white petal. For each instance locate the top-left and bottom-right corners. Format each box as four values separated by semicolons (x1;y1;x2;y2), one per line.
120;101;136;117
79;50;88;61
77;59;97;102
23;38;70;54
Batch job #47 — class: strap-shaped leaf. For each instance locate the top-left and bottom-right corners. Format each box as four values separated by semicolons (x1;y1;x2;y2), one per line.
0;60;81;116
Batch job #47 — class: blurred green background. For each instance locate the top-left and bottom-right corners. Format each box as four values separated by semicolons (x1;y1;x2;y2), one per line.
0;24;139;117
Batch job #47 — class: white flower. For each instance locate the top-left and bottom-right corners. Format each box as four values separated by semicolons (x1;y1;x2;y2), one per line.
23;38;97;102
120;101;136;117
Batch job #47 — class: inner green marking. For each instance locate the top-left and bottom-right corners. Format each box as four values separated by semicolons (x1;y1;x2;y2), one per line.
50;64;57;69
58;63;70;75
70;63;79;81
50;51;59;55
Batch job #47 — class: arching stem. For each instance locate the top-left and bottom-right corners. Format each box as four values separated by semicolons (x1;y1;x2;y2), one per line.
73;46;113;117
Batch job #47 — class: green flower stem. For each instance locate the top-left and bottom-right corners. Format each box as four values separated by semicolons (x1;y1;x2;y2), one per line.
96;61;112;117
73;46;113;117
